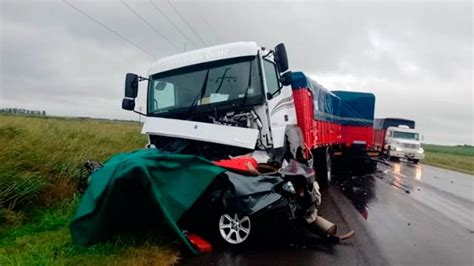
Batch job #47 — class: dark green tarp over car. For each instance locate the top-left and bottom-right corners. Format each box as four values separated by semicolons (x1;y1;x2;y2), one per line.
70;148;225;254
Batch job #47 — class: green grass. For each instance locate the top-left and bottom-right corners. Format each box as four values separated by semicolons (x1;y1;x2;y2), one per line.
422;144;474;175
0;199;180;265
0;115;180;265
0;115;147;209
423;144;474;157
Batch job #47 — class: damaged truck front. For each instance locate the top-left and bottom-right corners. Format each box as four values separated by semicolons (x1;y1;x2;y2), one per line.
122;42;303;171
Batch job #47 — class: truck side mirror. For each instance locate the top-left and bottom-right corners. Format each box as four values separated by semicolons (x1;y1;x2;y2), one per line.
122;98;135;111
125;73;139;98
274;43;289;73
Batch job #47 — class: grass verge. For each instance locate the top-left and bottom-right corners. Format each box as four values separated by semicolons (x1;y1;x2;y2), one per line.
0;115;180;265
422;144;474;175
0;198;180;265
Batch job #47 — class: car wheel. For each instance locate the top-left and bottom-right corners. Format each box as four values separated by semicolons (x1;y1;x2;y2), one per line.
218;213;251;245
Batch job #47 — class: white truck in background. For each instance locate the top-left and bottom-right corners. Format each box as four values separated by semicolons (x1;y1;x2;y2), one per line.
374;118;425;164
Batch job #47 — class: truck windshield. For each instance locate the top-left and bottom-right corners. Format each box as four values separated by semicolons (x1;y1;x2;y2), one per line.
147;56;262;116
393;131;419;140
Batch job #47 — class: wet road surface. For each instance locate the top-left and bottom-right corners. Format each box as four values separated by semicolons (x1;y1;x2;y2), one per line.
181;162;474;265
368;161;474;265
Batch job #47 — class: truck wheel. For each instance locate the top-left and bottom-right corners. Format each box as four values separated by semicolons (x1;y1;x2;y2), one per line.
411;159;419;164
317;148;332;188
387;151;398;162
218;213;252;246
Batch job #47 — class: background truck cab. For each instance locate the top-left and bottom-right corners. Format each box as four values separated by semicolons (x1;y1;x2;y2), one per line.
374;118;425;163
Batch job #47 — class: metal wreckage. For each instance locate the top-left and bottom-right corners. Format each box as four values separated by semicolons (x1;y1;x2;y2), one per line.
71;42;378;254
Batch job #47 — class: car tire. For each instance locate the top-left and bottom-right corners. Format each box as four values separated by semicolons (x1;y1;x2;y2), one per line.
218;213;252;246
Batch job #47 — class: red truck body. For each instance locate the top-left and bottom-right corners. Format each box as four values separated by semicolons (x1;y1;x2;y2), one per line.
290;72;377;175
290;72;376;153
292;88;342;149
341;125;373;148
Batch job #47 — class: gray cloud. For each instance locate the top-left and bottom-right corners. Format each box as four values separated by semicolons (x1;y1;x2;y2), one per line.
1;0;472;145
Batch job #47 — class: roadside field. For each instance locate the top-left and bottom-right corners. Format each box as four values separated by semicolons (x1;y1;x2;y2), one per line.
422;144;474;175
0;115;180;265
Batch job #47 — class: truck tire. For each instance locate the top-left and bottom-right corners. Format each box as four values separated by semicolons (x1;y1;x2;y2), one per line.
389;156;399;162
387;150;399;162
411;159;419;164
316;147;332;188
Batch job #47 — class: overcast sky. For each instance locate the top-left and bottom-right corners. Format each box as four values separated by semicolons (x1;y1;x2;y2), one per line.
1;0;472;145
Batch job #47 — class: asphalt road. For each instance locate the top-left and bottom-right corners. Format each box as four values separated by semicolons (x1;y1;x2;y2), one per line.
181;161;474;266
367;161;474;265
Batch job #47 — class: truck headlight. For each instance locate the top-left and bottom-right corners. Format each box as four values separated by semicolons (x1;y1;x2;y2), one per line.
395;147;402;151
419;148;424;153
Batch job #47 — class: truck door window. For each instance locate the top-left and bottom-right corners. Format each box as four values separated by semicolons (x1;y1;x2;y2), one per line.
263;60;280;97
151;82;176;111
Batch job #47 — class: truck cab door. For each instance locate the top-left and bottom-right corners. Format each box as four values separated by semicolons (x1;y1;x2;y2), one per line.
262;59;297;149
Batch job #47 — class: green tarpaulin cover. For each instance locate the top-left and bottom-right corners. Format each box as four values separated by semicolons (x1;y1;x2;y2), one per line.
70;148;225;254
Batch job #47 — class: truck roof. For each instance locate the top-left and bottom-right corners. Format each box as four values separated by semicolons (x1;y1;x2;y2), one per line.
332;91;375;126
374;118;415;129
148;42;260;76
291;72;341;122
290;72;375;126
387;126;419;133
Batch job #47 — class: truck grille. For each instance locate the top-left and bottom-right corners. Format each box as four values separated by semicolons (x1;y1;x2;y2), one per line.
401;143;419;149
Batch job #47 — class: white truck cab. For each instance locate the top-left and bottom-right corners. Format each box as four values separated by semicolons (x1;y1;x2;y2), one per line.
122;42;302;163
384;125;425;163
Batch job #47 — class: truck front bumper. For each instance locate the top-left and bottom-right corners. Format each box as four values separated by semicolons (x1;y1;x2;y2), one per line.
390;150;425;160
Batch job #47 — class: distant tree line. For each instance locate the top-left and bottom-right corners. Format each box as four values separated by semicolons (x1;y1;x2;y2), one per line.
0;108;46;116
456;144;473;148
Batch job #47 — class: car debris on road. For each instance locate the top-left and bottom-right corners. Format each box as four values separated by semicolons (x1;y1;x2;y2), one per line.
73;149;354;254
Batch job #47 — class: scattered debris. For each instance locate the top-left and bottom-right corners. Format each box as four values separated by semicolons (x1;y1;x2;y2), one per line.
73;151;356;254
326;230;355;243
78;160;103;194
333;173;375;219
186;234;212;253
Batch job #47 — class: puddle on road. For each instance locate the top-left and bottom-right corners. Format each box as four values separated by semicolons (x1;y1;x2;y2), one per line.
384;162;418;193
392;161;423;181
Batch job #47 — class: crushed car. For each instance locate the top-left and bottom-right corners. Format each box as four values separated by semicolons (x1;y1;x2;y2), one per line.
72;149;353;254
